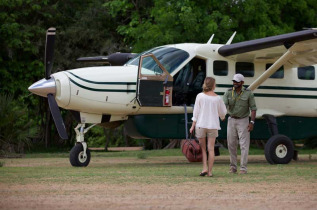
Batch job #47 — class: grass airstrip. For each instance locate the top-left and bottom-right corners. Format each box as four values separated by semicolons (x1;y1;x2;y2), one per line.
0;147;316;185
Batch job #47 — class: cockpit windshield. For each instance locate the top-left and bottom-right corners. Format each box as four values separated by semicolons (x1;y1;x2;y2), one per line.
126;47;190;74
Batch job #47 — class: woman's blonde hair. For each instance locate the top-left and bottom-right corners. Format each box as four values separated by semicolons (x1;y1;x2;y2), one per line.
203;77;215;92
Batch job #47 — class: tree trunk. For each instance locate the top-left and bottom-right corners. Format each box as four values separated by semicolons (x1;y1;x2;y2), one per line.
151;139;163;149
164;139;181;149
45;106;51;148
104;128;112;151
123;126;130;147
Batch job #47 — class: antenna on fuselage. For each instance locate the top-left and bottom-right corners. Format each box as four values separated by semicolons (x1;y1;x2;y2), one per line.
226;31;236;45
207;34;215;44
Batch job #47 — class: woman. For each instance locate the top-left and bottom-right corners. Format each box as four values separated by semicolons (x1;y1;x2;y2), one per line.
190;77;227;177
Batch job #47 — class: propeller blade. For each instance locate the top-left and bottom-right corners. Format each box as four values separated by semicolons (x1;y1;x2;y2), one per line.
45;28;56;79
76;53;137;65
47;93;68;140
76;56;110;63
108;53;137;65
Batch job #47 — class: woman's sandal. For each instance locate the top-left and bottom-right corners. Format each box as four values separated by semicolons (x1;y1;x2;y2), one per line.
207;174;213;177
199;172;208;176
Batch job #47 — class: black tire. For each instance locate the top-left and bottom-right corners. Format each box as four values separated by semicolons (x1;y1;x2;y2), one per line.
264;134;294;164
69;143;91;167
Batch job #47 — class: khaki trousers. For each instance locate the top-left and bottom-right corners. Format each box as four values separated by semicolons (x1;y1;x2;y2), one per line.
227;116;250;171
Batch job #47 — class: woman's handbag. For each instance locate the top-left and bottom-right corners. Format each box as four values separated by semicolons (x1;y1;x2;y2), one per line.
181;135;202;162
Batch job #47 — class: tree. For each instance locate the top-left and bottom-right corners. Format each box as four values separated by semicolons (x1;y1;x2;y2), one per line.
0;94;37;153
104;0;317;52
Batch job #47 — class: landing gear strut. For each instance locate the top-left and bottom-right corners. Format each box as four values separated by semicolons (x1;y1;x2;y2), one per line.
69;123;96;167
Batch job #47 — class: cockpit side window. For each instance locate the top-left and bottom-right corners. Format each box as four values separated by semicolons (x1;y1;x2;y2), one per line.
140;56;164;75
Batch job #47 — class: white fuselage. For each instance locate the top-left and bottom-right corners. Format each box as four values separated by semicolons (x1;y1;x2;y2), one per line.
50;43;316;124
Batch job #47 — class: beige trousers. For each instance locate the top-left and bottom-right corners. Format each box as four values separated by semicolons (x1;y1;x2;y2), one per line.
227;116;250;171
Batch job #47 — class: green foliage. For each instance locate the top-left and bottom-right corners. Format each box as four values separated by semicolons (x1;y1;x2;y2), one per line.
0;0;54;97
85;126;107;147
104;0;317;52
86;125;144;148
0;161;4;167
0;94;38;153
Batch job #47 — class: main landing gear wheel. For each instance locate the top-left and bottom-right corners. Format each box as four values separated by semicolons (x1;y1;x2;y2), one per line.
70;143;91;167
265;134;294;164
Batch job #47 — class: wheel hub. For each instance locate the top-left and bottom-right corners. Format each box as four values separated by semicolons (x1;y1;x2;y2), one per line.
275;144;287;158
78;151;87;163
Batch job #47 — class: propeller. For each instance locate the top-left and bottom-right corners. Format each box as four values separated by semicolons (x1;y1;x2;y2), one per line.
44;28;68;139
76;52;137;66
47;94;68;139
45;28;56;79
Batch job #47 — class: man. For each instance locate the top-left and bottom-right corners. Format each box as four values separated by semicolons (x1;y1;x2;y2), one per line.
223;73;257;174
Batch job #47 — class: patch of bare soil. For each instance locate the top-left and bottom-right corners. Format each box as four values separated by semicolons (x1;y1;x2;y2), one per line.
1;181;316;210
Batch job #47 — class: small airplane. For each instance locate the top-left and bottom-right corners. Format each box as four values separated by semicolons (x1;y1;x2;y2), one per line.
29;28;317;167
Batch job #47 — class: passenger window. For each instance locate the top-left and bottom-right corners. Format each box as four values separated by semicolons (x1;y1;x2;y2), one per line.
298;66;315;80
236;62;254;77
266;64;284;78
213;61;228;76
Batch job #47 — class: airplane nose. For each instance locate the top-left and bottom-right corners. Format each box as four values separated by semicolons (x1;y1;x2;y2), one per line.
28;78;56;97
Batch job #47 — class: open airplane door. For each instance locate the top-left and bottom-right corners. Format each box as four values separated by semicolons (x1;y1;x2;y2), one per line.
136;54;173;107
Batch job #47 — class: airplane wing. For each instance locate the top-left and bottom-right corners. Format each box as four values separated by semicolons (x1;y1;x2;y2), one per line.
218;29;317;67
218;29;317;90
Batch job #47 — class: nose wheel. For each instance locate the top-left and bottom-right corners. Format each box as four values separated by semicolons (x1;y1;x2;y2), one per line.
69;123;96;167
70;143;91;167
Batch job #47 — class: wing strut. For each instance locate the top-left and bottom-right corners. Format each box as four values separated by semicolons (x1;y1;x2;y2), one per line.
248;49;294;91
249;40;317;91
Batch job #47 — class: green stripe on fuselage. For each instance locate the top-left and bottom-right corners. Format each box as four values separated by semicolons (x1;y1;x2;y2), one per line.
67;74;316;98
67;71;136;85
217;84;317;91
69;78;136;92
216;84;317;99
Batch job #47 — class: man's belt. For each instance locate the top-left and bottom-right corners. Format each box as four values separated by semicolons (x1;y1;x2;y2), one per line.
230;116;243;119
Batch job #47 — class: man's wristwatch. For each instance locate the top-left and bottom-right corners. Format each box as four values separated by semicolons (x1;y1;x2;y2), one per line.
250;121;255;124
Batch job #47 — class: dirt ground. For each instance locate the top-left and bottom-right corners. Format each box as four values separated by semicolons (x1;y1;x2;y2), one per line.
0;154;316;210
1;181;316;210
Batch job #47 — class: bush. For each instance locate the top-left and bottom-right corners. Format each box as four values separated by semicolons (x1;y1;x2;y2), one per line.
86;125;145;148
0;94;38;153
304;136;317;149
